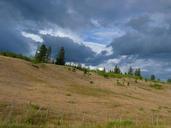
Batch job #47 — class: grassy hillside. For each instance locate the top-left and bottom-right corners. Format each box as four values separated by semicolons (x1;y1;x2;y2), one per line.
0;55;171;128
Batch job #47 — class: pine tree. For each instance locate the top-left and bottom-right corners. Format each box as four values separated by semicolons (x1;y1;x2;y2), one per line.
167;79;171;83
77;63;82;70
35;44;48;63
46;46;52;63
134;68;141;77
83;68;88;74
128;66;133;75
114;65;121;74
151;74;156;81
103;67;106;73
56;47;65;65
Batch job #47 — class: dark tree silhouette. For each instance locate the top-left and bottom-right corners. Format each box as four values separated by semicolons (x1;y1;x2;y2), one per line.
35;44;48;63
56;47;65;65
128;66;133;75
46;46;52;63
167;79;171;83
151;74;156;81
134;68;141;77
114;65;121;74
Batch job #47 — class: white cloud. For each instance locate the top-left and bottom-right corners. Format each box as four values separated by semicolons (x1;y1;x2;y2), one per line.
39;26;115;55
107;58;122;64
95;55;127;71
90;27;125;43
95;30;123;39
90;19;101;27
67;8;77;15
21;31;44;43
84;41;113;55
39;26;82;43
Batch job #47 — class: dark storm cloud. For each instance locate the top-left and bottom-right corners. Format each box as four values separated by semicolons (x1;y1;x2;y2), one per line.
0;1;33;54
3;0;171;30
110;14;171;56
110;31;171;56
1;0;93;30
0;0;95;58
42;35;95;64
108;13;171;79
0;25;32;54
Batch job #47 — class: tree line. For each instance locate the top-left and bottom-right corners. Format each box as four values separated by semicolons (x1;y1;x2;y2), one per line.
0;44;168;82
107;65;142;78
34;44;65;65
101;65;159;81
33;44;161;81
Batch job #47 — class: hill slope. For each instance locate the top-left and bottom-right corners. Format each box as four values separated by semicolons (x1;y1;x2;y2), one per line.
0;55;171;128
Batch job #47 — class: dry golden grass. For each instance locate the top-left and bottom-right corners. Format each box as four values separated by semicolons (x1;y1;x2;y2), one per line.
0;55;171;127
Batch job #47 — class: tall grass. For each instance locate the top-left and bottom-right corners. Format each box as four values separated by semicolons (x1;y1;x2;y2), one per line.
0;102;168;128
0;102;48;128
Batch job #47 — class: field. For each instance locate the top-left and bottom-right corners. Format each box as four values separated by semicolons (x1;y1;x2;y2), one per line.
0;55;171;128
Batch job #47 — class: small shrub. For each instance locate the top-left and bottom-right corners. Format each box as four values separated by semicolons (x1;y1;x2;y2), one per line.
68;68;71;71
83;69;88;74
150;83;162;89
135;80;138;83
66;93;72;96
90;81;94;84
29;103;40;110
127;82;130;86
139;107;144;111
117;80;123;86
31;64;39;69
103;74;109;78
167;79;171;83
72;68;76;72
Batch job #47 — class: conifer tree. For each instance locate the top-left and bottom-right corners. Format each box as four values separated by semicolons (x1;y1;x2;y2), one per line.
134;68;141;77
103;67;106;73
46;46;52;63
56;47;65;65
167;79;171;83
128;66;133;75
77;63;82;70
151;74;156;81
114;65;121;74
35;44;48;63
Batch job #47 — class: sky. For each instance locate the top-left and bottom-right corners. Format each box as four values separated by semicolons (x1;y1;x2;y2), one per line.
0;0;171;80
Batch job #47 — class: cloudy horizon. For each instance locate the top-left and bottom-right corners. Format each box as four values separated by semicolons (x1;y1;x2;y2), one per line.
0;0;171;80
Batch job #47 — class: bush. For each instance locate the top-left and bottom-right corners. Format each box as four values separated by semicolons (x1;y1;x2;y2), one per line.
150;83;162;89
90;81;94;84
84;68;88;74
72;68;76;72
167;79;171;83
31;64;39;69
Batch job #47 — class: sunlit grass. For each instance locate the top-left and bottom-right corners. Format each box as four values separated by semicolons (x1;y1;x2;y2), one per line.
0;102;168;128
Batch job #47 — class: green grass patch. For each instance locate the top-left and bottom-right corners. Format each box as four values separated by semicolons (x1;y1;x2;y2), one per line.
97;71;142;80
106;120;134;128
0;52;32;62
150;83;163;89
